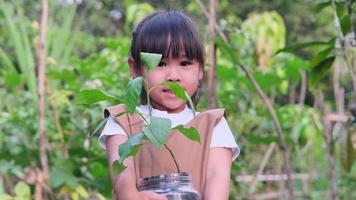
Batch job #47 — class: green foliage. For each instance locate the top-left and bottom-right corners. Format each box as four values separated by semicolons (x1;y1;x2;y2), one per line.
14;181;30;200
242;11;286;67
76;89;121;105
118;133;146;163
172;125;201;143
0;1;36;99
125;3;155;33
160;82;187;100
143;117;172;148
91;52;202;175
275;40;331;55
112;160;127;177
124;77;144;113
339;123;356;172
140;52;162;70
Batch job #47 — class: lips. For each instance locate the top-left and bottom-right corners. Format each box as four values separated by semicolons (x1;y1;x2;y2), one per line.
162;88;176;97
162;88;173;93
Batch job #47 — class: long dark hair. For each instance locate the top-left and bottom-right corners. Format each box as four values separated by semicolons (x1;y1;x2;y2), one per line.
130;10;205;106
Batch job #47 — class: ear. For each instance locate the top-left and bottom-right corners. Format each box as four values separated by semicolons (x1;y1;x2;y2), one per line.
198;66;204;81
128;57;140;77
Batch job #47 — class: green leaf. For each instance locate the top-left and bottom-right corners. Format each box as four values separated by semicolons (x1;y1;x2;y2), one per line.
112;160;126;177
186;91;196;117
140;52;162;70
274;41;330;55
49;167;67;188
253;71;282;91
14;181;30;198
309;46;334;71
76;89;120;105
309;56;335;88
143;117;172;148
118;132;145;163
160;82;187;100
0;47;15;71
217;66;237;79
248;134;279;144
340;15;351;35
283;54;309;84
75;185;89;198
215;36;237;64
315;1;330;13
3;70;22;90
173;125;200;143
65;175;79;190
339;125;355;172
124;77;143;113
0;194;12;200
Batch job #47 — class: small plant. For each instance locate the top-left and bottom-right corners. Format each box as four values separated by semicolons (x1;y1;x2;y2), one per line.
77;52;201;176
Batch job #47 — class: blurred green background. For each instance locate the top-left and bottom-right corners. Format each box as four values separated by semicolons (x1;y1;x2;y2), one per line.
0;0;355;199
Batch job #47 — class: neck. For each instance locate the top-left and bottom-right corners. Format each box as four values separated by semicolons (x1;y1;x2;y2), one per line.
148;99;186;114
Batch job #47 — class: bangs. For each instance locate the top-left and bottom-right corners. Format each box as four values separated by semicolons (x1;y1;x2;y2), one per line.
133;11;204;65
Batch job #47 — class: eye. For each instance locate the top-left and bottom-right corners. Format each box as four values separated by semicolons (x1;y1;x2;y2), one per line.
181;60;192;67
158;61;167;67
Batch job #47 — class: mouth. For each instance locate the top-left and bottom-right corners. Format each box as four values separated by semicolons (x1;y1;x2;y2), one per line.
162;88;176;97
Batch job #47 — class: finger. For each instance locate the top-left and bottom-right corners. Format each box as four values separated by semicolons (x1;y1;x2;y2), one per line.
145;191;168;200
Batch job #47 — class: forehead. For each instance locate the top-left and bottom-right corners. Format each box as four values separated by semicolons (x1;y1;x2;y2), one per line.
138;13;202;58
139;29;199;61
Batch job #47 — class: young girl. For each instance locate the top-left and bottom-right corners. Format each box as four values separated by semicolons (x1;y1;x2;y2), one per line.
99;11;239;200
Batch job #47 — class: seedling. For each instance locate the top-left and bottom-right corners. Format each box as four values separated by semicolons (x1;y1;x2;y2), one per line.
77;52;201;176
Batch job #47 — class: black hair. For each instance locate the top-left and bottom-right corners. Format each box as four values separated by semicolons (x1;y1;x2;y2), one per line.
130;10;205;105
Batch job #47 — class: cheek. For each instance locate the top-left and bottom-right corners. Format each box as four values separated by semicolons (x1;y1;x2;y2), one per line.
144;71;159;89
186;79;200;95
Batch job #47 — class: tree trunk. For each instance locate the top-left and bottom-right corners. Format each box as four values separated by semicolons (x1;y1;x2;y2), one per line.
38;0;49;199
207;0;217;108
317;91;339;200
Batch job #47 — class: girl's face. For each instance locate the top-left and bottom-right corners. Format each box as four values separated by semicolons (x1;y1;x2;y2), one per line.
143;53;203;113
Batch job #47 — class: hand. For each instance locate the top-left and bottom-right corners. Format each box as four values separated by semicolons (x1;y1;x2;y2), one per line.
136;191;168;200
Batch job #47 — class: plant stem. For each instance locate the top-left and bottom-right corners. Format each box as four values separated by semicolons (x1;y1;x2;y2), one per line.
317;91;339;200
145;79;153;116
136;111;149;124
145;81;181;173
164;144;180;173
330;0;356;93
207;0;217;108
186;91;196;117
38;0;49;199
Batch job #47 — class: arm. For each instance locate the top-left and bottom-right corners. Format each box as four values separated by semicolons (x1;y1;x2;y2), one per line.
203;147;233;200
106;135;167;200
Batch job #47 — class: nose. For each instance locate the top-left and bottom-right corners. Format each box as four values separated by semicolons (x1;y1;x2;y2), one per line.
166;66;181;82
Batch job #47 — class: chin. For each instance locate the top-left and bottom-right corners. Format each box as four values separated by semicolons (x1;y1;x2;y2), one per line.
163;101;186;112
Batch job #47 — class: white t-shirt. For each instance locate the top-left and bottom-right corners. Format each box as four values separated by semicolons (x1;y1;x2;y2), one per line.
99;105;240;160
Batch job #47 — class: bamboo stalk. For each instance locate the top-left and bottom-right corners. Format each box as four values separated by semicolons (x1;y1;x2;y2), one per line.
38;0;49;199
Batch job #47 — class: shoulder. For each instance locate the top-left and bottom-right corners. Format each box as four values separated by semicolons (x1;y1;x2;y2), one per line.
196;108;226;122
104;104;127;118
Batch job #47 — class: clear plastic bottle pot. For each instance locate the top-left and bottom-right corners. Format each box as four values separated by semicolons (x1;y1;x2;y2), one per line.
137;172;200;200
